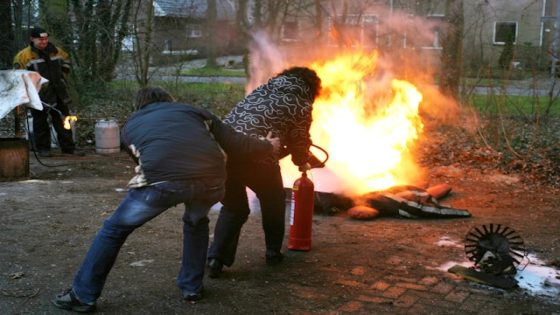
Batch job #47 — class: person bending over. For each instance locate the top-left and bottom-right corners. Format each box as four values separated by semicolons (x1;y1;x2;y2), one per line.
52;87;280;312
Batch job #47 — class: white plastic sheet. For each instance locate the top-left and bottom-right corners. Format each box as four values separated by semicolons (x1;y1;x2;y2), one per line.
0;70;48;119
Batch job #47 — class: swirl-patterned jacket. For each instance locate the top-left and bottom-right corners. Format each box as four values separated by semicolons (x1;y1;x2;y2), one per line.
224;75;313;166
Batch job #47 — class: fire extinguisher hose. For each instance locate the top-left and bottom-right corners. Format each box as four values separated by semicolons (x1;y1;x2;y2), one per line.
309;143;329;169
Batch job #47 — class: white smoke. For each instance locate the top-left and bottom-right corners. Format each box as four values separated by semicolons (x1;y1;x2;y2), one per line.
246;31;288;93
245;7;463;194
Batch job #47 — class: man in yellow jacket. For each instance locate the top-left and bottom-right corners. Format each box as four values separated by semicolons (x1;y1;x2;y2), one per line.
13;26;80;157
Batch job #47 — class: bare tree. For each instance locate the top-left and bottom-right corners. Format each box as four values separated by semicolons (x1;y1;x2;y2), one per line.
313;0;324;40
440;0;463;98
249;0;289;40
206;0;218;68
130;0;154;87
0;0;14;69
39;0;72;48
66;0;132;83
10;0;36;57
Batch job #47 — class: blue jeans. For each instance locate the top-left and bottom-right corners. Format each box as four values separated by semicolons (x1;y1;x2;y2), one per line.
72;179;224;303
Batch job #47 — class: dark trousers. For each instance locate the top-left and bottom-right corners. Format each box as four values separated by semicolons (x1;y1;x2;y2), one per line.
31;97;74;152
208;161;286;266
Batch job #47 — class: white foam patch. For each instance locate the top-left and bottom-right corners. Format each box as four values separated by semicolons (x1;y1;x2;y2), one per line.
429;260;471;272
515;254;560;298
209;189;263;215
435;254;560;300
436;236;463;248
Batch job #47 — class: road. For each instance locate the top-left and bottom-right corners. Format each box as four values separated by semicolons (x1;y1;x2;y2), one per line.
120;73;560;97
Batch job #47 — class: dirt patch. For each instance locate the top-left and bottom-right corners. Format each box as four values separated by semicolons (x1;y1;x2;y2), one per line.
1;149;559;314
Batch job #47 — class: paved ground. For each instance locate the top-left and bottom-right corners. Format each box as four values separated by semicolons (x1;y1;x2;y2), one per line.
0;151;559;314
1;56;559;314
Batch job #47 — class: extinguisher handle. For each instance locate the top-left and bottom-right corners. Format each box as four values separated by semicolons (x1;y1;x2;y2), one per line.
298;163;311;172
308;144;329;169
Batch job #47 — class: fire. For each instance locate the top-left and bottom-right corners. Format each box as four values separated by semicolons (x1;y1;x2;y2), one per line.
305;51;424;196
64;115;78;130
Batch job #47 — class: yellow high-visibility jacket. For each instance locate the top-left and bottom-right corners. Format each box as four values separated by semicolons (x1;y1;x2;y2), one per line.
13;42;71;105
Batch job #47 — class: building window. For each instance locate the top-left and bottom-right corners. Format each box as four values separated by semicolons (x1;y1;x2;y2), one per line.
421;25;443;50
121;35;135;52
362;15;378;47
186;24;202;38
494;22;517;45
163;39;172;52
282;21;298;41
327;15;378;47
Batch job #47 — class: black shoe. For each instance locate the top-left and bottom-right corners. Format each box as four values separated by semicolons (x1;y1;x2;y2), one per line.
52;288;96;313
38;150;52;157
266;250;284;266
182;290;203;302
207;258;223;278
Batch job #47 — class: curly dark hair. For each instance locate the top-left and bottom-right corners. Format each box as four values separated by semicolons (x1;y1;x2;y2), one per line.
134;87;175;110
277;66;322;99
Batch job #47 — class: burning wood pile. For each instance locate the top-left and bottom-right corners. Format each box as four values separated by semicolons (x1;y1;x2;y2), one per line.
279;51;470;221
310;183;471;220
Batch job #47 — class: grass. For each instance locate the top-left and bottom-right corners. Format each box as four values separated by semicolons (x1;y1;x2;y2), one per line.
96;80;245;116
80;74;560;120
462;68;532;86
468;94;560;116
102;80;559;118
179;67;247;77
463;77;516;87
74;80;246;145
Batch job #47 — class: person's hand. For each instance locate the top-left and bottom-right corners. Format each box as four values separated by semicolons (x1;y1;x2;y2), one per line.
266;131;281;156
298;163;311;172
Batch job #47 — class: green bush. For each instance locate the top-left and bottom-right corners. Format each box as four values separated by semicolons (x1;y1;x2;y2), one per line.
73;81;245;147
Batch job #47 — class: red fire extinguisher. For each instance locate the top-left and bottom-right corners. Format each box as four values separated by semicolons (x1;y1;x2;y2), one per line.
287;144;329;251
288;171;315;251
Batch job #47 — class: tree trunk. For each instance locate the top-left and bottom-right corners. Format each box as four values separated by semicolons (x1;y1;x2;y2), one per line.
205;0;218;68
440;0;464;98
11;0;25;51
137;0;154;87
0;0;14;69
313;0;323;41
96;0;132;81
64;0;131;83
70;0;98;82
236;0;250;77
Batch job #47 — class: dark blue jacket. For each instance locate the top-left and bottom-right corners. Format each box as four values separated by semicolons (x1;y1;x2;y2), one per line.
122;102;272;184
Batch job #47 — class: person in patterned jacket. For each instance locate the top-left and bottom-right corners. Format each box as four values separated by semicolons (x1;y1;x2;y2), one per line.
13;26;79;157
207;66;322;277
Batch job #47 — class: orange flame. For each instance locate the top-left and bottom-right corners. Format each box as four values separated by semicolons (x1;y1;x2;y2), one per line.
299;51;424;196
64;115;78;130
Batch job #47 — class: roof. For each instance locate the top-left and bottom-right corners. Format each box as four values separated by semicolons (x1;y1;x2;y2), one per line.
153;0;236;19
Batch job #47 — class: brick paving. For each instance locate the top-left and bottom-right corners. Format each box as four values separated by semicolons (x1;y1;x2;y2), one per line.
0;153;558;314
206;205;559;315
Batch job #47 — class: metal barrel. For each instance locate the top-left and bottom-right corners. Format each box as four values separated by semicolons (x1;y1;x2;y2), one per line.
95;119;120;154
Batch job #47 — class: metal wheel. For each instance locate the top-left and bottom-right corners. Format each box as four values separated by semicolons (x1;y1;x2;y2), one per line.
464;224;527;275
